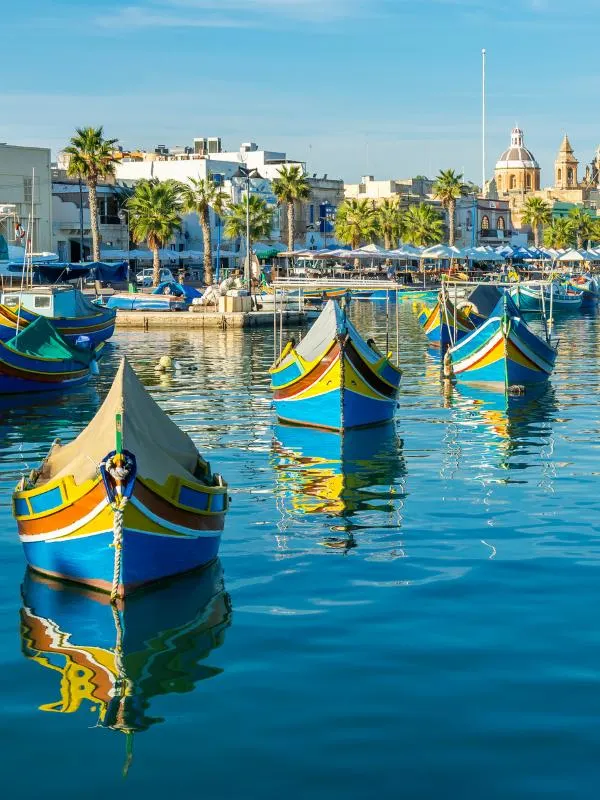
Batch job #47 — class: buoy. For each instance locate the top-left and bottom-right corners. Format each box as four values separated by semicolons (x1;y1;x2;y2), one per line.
155;355;173;372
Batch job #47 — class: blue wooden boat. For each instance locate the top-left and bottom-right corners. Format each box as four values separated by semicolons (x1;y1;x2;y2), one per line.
270;299;402;430
566;275;599;307
20;562;231;771
0;286;115;347
510;282;582;312
13;358;228;597
447;292;557;387
0;316;102;394
416;285;502;350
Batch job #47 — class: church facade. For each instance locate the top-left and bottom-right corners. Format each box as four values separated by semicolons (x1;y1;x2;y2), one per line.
488;127;600;233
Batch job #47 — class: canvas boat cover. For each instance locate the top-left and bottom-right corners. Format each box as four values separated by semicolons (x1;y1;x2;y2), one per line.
280;299;382;369
466;285;504;318
37;358;200;487
5;316;92;364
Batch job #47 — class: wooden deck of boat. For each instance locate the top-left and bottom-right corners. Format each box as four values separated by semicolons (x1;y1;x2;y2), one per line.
115;309;311;330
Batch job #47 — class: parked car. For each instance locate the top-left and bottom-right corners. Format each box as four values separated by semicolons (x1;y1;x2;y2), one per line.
136;268;175;287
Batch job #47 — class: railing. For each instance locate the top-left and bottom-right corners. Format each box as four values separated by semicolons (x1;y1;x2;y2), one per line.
100;215;123;225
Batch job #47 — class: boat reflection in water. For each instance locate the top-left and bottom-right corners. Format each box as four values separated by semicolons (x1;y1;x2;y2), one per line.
271;422;406;549
20;561;231;774
450;382;557;470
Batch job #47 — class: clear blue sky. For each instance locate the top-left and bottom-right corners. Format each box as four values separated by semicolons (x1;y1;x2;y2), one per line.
4;0;599;184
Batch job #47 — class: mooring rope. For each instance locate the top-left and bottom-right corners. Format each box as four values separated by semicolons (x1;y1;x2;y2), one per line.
110;499;127;605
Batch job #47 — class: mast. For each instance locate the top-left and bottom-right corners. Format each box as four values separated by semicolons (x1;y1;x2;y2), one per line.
482;48;486;197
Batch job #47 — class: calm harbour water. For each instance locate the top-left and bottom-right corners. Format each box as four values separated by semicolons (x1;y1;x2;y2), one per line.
2;302;600;798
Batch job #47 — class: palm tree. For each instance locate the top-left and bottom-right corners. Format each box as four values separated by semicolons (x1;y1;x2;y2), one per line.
543;217;575;250
567;207;595;249
64;127;119;262
433;169;466;246
376;198;403;250
127;179;182;286
334;199;378;249
224;195;274;281
271;164;311;253
402;204;444;247
180;175;229;285
520;197;552;248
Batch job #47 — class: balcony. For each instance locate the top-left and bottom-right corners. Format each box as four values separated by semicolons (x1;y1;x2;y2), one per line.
479;228;512;240
100;215;123;225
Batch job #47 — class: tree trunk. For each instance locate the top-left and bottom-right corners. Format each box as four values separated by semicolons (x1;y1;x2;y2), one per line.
88;181;100;262
287;202;295;253
384;233;391;250
534;223;540;249
201;209;213;285
152;246;161;287
577;233;583;249
448;199;455;246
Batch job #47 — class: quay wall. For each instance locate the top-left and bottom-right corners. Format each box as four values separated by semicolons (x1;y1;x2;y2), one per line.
114;309;308;330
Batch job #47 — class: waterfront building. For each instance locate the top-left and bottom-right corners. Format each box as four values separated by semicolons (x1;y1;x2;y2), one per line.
0;143;52;253
344;175;434;204
113;138;344;255
454;197;518;249
51;168;128;262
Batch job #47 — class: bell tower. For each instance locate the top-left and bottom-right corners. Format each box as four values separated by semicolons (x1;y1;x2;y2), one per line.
555;135;579;189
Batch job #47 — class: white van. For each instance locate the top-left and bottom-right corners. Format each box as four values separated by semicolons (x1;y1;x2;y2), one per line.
136;267;175;287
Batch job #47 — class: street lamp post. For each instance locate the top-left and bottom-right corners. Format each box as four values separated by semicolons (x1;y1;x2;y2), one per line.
232;165;261;286
118;208;131;284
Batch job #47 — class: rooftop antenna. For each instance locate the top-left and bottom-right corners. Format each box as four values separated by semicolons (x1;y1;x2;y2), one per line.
482;48;486;196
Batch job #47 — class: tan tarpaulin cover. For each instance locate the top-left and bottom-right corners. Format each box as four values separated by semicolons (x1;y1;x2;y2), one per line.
38;358;200;487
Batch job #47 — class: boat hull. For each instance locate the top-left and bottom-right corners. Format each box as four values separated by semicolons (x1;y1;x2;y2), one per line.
272;340;400;431
14;476;226;596
449;311;556;386
417;300;474;349
0;304;116;347
511;285;582;312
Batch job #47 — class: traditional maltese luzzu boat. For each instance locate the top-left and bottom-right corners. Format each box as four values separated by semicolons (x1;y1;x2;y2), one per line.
270;299;402;430
13;358;228;597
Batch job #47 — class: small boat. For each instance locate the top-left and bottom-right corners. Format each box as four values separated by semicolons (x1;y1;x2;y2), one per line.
270;299;402;430
447;292;557;387
416;284;504;350
20;562;231;772
566;275;599;307
0;316;102;394
510;282;583;312
107;281;201;311
0;285;116;347
13;357;228;596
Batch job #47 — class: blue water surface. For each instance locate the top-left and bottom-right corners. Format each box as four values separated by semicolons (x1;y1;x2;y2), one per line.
2;302;600;799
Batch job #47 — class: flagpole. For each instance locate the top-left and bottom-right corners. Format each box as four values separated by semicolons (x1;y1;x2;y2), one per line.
482;48;486;197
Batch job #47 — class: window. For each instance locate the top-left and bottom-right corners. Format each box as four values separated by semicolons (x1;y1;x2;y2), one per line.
568;168;574;186
497;216;505;230
510;174;517;189
497;175;502;190
526;174;532;189
557;168;562;183
481;215;490;230
309;205;315;225
33;296;51;309
23;177;32;203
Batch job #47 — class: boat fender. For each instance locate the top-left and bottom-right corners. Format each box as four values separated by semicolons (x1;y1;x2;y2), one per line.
90;359;100;376
443;350;455;380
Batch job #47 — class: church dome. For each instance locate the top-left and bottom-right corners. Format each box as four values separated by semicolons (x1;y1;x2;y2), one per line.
495;127;539;170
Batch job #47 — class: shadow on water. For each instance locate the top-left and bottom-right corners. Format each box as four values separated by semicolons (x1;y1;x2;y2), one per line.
271;422;407;549
19;561;232;777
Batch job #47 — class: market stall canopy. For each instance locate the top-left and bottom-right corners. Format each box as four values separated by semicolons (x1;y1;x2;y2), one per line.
556;248;591;262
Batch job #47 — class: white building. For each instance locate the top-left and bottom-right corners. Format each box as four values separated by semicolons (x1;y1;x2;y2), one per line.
0;143;52;253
